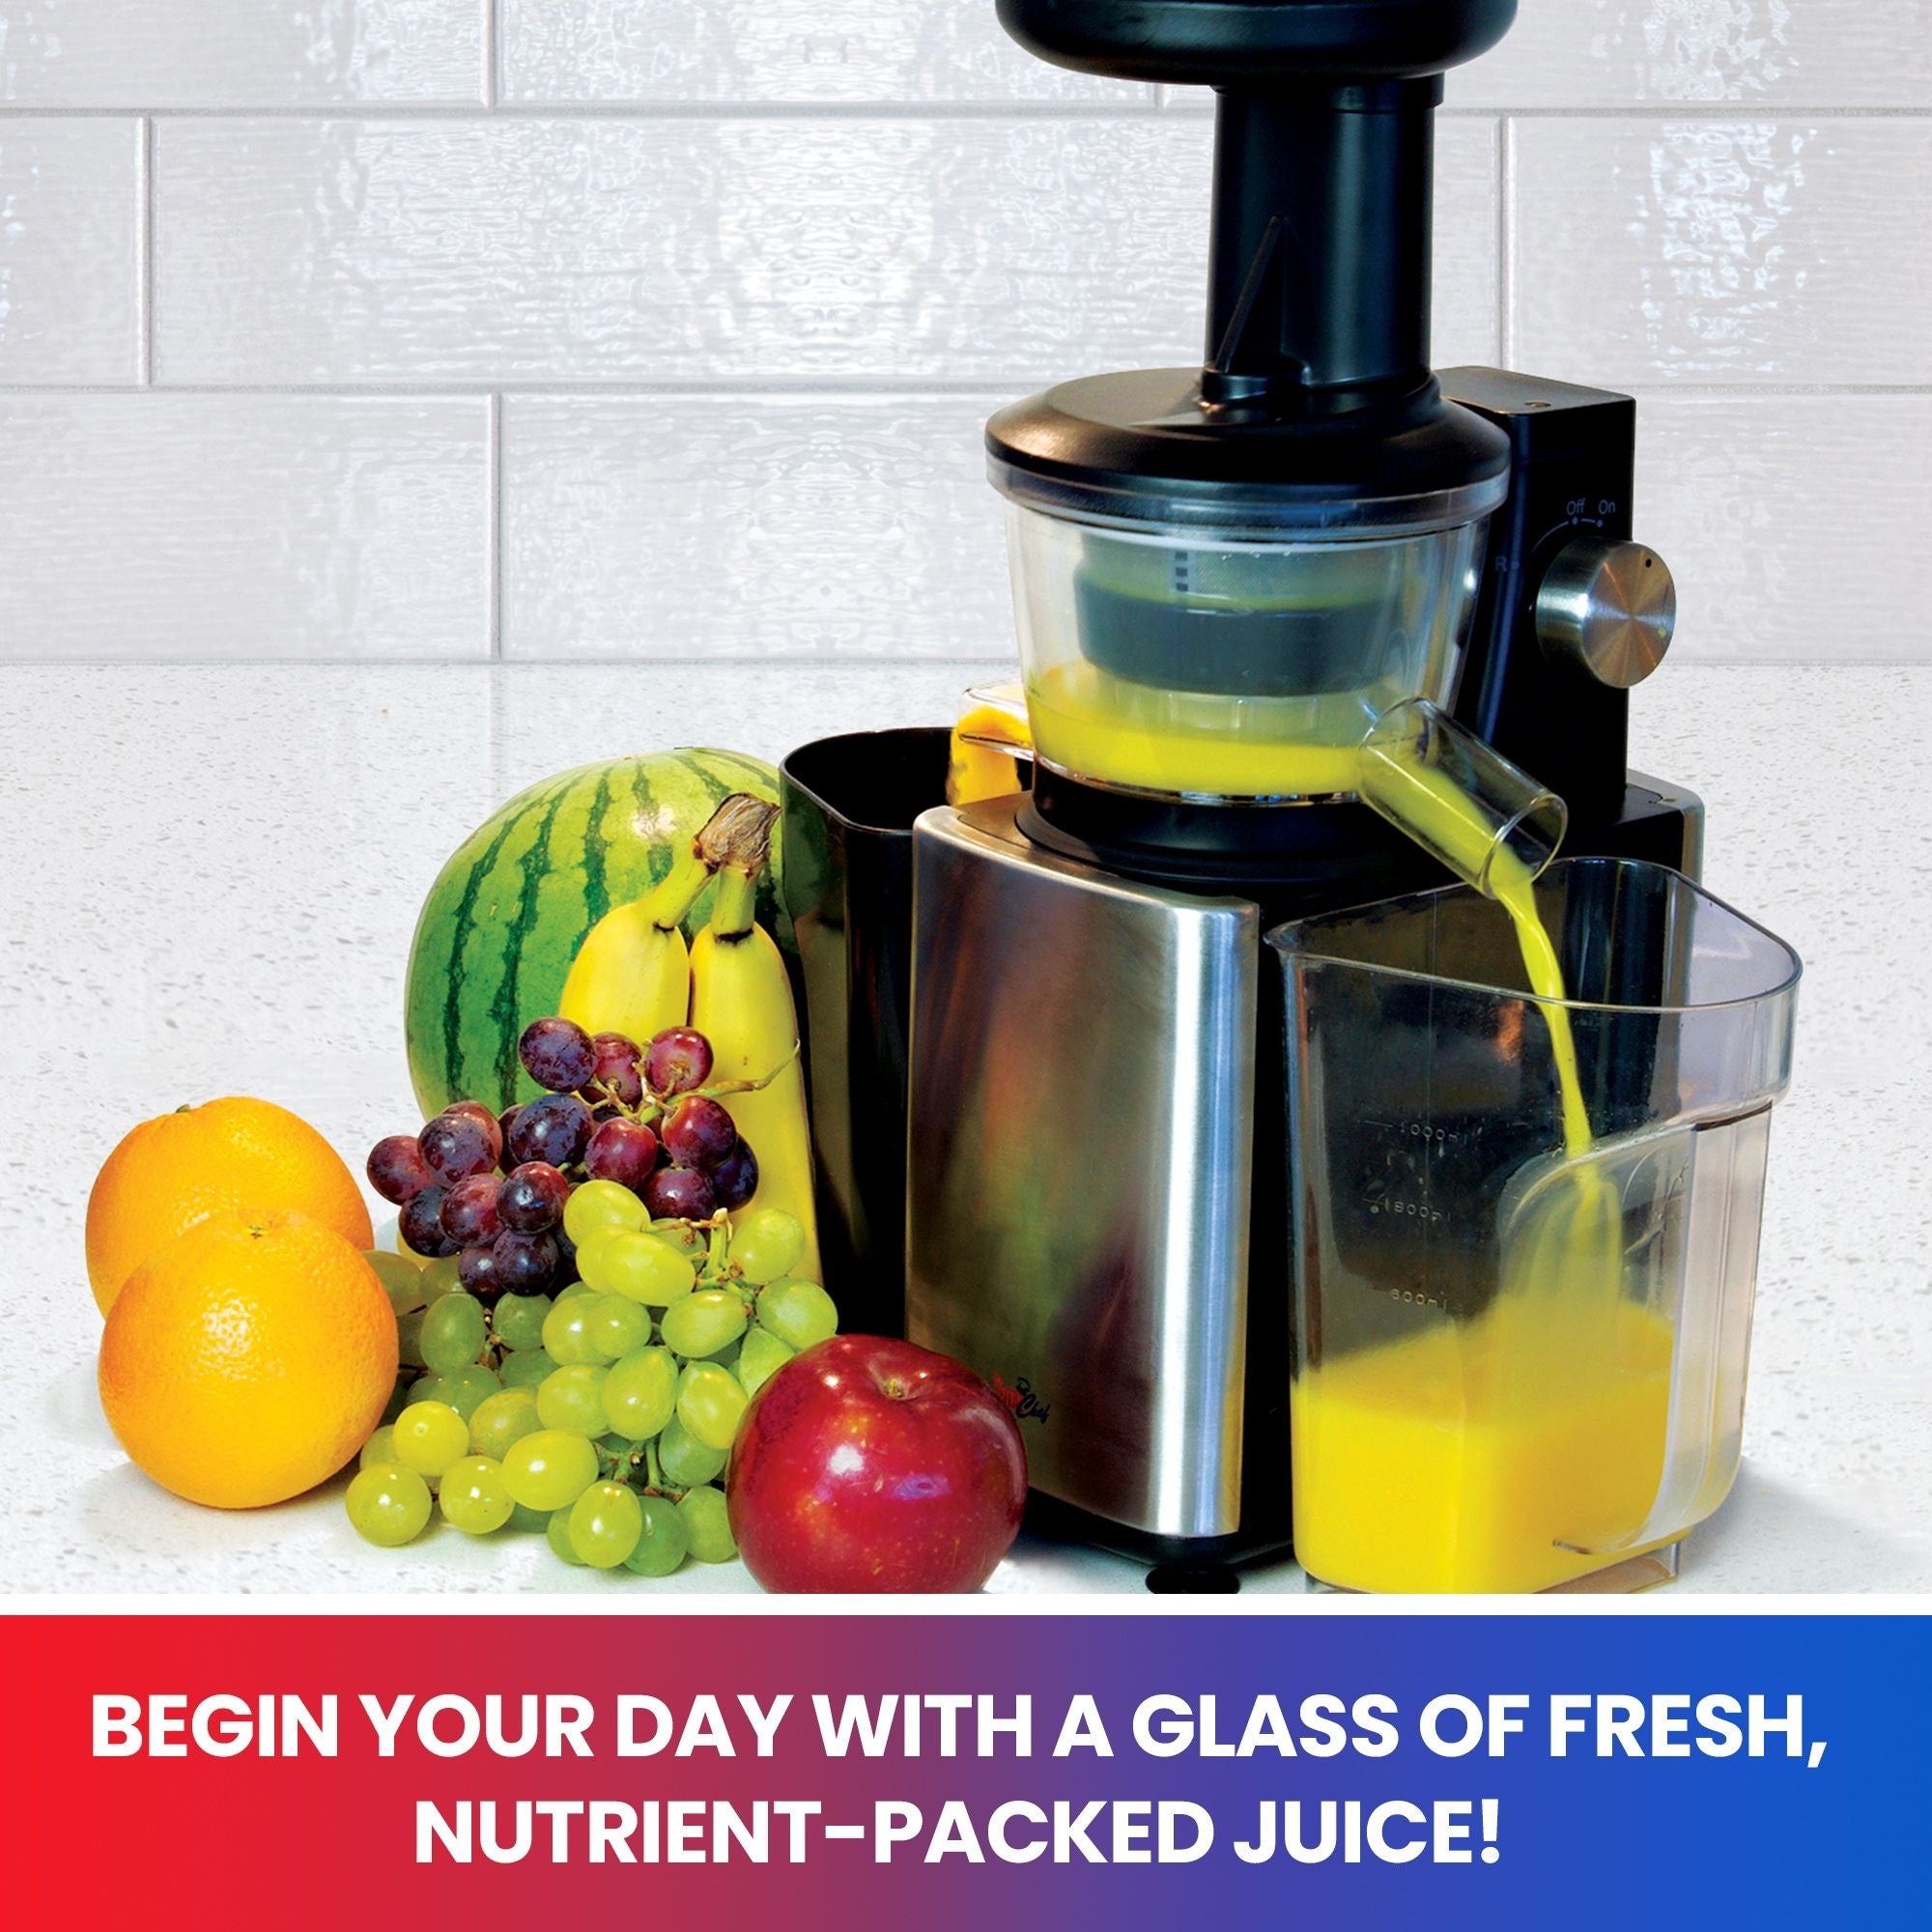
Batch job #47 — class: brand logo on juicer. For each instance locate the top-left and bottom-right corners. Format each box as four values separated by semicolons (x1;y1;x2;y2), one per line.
992;1375;1051;1426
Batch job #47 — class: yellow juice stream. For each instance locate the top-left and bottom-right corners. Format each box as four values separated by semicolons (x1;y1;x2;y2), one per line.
1028;666;1671;1591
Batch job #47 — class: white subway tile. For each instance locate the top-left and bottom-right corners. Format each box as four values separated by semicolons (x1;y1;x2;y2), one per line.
0;1;483;106
1512;119;1932;384
1452;0;1932;110
503;393;1009;659
499;0;1148;103
0;118;139;383
153;115;1498;384
0;395;490;659
1434;117;1502;368
1634;392;1927;661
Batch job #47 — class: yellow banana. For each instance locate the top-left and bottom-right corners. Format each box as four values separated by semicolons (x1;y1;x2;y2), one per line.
687;800;822;1283
557;837;715;1045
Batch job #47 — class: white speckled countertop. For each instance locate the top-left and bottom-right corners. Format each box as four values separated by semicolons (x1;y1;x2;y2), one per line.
3;661;1927;1599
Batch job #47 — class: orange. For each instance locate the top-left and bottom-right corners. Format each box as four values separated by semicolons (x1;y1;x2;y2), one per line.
99;1211;399;1509
85;1096;374;1315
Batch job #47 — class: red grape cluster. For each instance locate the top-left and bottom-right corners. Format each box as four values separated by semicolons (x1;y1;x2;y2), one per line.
366;1017;758;1300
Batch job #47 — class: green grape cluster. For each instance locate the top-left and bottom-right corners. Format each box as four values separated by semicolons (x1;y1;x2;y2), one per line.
345;1189;835;1579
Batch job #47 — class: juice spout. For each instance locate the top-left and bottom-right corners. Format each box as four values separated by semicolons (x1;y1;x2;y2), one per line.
1355;697;1567;898
947;683;1033;808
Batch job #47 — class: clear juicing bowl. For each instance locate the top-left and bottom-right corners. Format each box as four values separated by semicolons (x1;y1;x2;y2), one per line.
1268;858;1802;1594
1002;499;1490;802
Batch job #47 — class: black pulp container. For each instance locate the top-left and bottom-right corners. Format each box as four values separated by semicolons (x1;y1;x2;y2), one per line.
780;729;955;1339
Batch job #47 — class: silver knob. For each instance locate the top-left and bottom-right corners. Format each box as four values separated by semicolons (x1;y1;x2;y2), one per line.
1534;538;1676;688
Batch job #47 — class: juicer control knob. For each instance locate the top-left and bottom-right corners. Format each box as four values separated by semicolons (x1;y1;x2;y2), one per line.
1534;539;1676;688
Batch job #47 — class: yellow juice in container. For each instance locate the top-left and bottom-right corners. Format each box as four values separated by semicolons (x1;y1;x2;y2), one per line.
1288;1294;1673;1594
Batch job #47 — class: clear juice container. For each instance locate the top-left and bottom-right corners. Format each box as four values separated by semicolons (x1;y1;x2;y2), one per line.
1269;858;1801;1593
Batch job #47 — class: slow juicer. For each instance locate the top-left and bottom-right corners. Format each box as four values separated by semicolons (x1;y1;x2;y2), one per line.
902;0;1708;1586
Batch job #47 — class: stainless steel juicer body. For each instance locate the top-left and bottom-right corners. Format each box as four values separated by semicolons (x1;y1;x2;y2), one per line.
905;799;1260;1546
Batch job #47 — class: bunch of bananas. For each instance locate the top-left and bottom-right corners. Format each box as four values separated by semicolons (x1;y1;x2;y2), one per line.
557;794;819;1280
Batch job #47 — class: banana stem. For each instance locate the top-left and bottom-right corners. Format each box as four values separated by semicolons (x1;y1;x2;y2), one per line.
690;791;775;944
706;862;760;943
623;790;776;936
637;846;716;931
696;794;778;880
630;790;774;931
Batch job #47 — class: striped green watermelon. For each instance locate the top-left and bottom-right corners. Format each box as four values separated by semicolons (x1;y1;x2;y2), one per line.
405;747;788;1117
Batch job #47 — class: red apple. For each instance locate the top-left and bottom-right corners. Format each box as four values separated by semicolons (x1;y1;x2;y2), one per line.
726;1334;1028;1593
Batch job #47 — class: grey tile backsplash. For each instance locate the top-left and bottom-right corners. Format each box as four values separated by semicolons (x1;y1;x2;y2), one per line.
1;0;1925;663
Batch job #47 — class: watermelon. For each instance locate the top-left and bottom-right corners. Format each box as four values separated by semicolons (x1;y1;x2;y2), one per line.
405;748;788;1117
